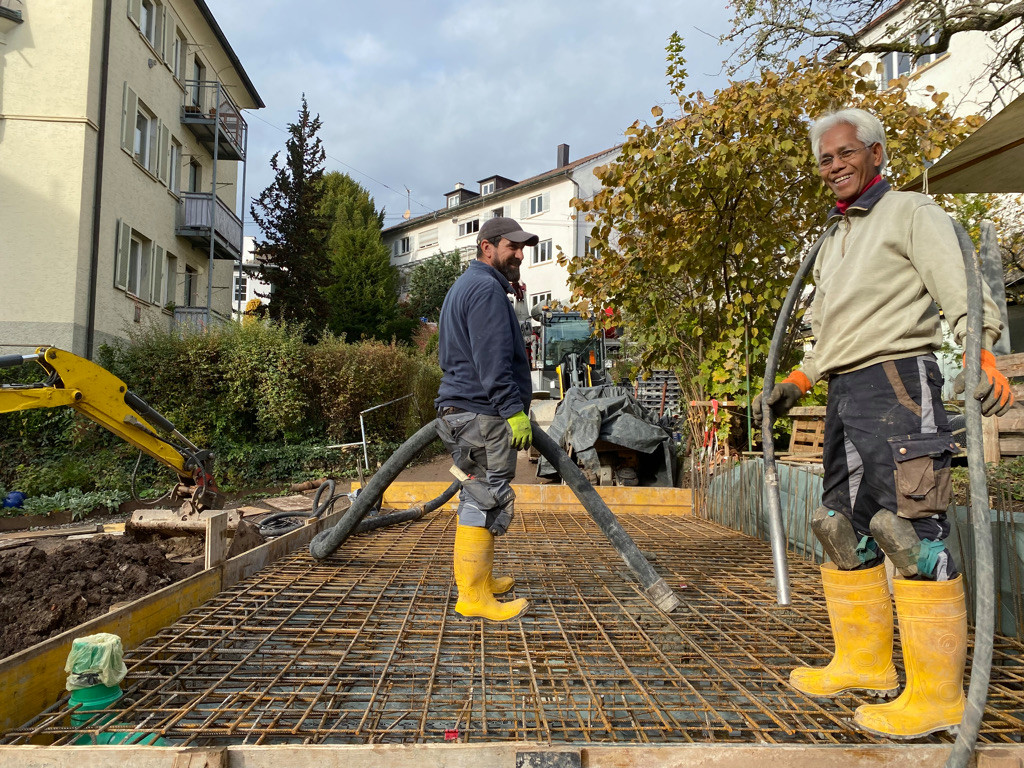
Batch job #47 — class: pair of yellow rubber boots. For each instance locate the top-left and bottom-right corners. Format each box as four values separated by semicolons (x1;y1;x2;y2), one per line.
789;562;967;739
453;524;528;622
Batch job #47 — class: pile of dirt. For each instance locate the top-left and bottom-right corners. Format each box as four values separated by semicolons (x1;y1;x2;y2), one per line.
0;535;202;660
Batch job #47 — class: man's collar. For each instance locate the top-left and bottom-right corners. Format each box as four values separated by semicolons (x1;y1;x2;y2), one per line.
829;176;890;219
471;258;513;293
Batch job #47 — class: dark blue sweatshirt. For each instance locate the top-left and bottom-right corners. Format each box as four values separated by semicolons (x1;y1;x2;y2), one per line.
435;260;532;417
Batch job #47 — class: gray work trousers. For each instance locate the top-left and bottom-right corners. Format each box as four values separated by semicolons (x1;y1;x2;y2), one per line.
435;410;516;532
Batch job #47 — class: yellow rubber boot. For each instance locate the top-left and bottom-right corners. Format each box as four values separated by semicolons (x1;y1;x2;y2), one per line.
853;575;967;738
789;562;899;697
488;573;515;595
454;524;528;621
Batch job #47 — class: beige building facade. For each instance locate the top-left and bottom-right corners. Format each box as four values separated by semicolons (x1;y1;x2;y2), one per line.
0;0;262;357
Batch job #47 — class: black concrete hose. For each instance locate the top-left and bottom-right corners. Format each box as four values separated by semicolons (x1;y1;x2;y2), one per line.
310;420;441;558
531;423;682;613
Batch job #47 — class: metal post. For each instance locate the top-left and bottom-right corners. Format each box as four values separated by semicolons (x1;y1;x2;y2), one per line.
236;113;249;321
358;393;416;471
205;81;220;331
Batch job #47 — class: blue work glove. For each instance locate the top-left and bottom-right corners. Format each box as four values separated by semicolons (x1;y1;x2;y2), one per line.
506;411;533;450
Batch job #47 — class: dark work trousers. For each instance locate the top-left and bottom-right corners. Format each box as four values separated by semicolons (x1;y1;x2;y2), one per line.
821;354;959;579
435;410;516;531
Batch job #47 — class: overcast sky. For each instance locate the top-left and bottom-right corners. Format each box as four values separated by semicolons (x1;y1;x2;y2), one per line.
208;1;736;232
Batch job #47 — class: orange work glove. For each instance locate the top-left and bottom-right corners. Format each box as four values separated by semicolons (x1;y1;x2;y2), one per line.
954;350;1015;417
753;370;812;428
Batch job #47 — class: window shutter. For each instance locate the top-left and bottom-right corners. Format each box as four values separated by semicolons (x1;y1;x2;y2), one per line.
409;234;416;251
504;205;511;218
127;0;140;25
158;123;170;182
154;5;165;59
151;246;164;303
163;11;174;63
149;118;161;173
115;220;131;289
520;200;528;219
121;84;137;151
542;192;550;213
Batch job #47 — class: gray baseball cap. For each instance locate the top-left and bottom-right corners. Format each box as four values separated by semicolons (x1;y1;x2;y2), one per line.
477;216;539;247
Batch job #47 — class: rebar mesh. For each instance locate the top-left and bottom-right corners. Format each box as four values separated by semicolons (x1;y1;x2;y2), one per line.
5;508;1023;747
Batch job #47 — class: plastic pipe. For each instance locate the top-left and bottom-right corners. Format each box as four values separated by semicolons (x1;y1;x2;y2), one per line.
945;222;995;768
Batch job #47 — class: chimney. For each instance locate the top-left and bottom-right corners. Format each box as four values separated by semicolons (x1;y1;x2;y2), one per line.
556;144;570;169
454;182;464;190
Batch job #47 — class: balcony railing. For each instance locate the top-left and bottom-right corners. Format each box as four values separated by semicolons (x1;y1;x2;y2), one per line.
181;80;247;161
0;0;24;30
174;307;230;333
176;192;242;259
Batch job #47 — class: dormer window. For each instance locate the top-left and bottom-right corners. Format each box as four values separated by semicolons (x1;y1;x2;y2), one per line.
447;196;459;209
481;181;495;195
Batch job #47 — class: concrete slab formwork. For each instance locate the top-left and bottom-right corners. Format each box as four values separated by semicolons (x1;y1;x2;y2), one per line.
1;483;1023;766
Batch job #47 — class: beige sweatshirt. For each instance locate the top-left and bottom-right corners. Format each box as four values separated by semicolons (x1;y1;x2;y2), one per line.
801;183;1001;385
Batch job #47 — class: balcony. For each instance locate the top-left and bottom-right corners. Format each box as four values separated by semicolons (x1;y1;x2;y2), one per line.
181;80;247;161
176;192;242;260
0;0;24;33
173;307;230;333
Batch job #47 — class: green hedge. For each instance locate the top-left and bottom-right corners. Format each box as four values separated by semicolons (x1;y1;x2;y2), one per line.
0;322;442;496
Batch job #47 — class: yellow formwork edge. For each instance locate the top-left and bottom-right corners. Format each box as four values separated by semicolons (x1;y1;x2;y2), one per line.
380;482;692;515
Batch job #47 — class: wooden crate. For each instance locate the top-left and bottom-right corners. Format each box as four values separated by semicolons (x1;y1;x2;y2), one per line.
784;406;827;461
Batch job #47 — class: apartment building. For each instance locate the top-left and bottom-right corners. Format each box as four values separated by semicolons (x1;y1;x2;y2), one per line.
0;0;263;357
383;143;619;312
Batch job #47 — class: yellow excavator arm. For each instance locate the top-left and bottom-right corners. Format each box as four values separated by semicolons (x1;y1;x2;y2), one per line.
0;347;221;509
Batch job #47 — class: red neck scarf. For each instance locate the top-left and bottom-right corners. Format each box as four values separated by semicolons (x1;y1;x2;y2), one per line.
836;174;882;214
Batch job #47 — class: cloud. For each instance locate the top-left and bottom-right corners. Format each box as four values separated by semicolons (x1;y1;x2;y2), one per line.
208;0;734;228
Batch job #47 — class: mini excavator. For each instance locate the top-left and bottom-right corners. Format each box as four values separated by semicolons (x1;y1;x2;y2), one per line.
0;347;224;531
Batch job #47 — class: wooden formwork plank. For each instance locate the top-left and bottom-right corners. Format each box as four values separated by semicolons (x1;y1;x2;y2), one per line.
2;743;1022;768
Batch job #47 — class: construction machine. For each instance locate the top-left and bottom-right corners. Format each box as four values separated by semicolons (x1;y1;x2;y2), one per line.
0;347;223;528
529;307;616;399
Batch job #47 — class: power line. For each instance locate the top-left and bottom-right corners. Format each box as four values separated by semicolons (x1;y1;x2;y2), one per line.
245;111;434;213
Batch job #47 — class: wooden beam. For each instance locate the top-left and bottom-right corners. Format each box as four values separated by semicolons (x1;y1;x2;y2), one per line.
204;511;229;570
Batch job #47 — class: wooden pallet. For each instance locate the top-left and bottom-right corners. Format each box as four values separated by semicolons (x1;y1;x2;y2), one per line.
982;352;1024;462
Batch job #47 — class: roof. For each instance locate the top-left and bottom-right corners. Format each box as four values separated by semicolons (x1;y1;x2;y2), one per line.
903;93;1024;193
384;144;621;235
194;0;264;109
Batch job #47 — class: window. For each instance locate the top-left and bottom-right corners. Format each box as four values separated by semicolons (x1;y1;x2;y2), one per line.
114;220;164;304
164;254;177;306
184;265;197;307
191;56;206;109
531;292;552;308
168;138;181;194
881;50;912;86
419;228;438;249
492;206;505;218
447;196;459;209
398;236;411;255
531;239;553;266
480;181;495;195
914;28;940;68
458;219;480;238
188;159;201;193
234;274;248;303
522;192;549;218
173;30;187;81
139;0;154;44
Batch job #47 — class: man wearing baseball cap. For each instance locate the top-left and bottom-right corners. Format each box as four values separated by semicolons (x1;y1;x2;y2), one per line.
435;217;539;622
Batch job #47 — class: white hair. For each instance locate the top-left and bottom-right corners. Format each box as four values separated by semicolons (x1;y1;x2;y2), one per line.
809;108;888;172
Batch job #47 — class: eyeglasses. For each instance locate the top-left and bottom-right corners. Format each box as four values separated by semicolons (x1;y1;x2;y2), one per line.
818;145;870;170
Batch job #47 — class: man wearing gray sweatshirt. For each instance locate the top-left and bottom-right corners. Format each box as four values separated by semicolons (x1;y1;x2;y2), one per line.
756;108;1014;739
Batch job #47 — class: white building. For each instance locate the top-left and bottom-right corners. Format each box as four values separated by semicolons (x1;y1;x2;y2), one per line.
231;236;271;320
857;2;1021;118
382;143;619;312
0;0;262;357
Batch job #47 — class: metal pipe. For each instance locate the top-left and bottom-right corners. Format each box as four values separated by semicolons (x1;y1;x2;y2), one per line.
359;392;414;470
945;222;995;768
760;227;833;605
